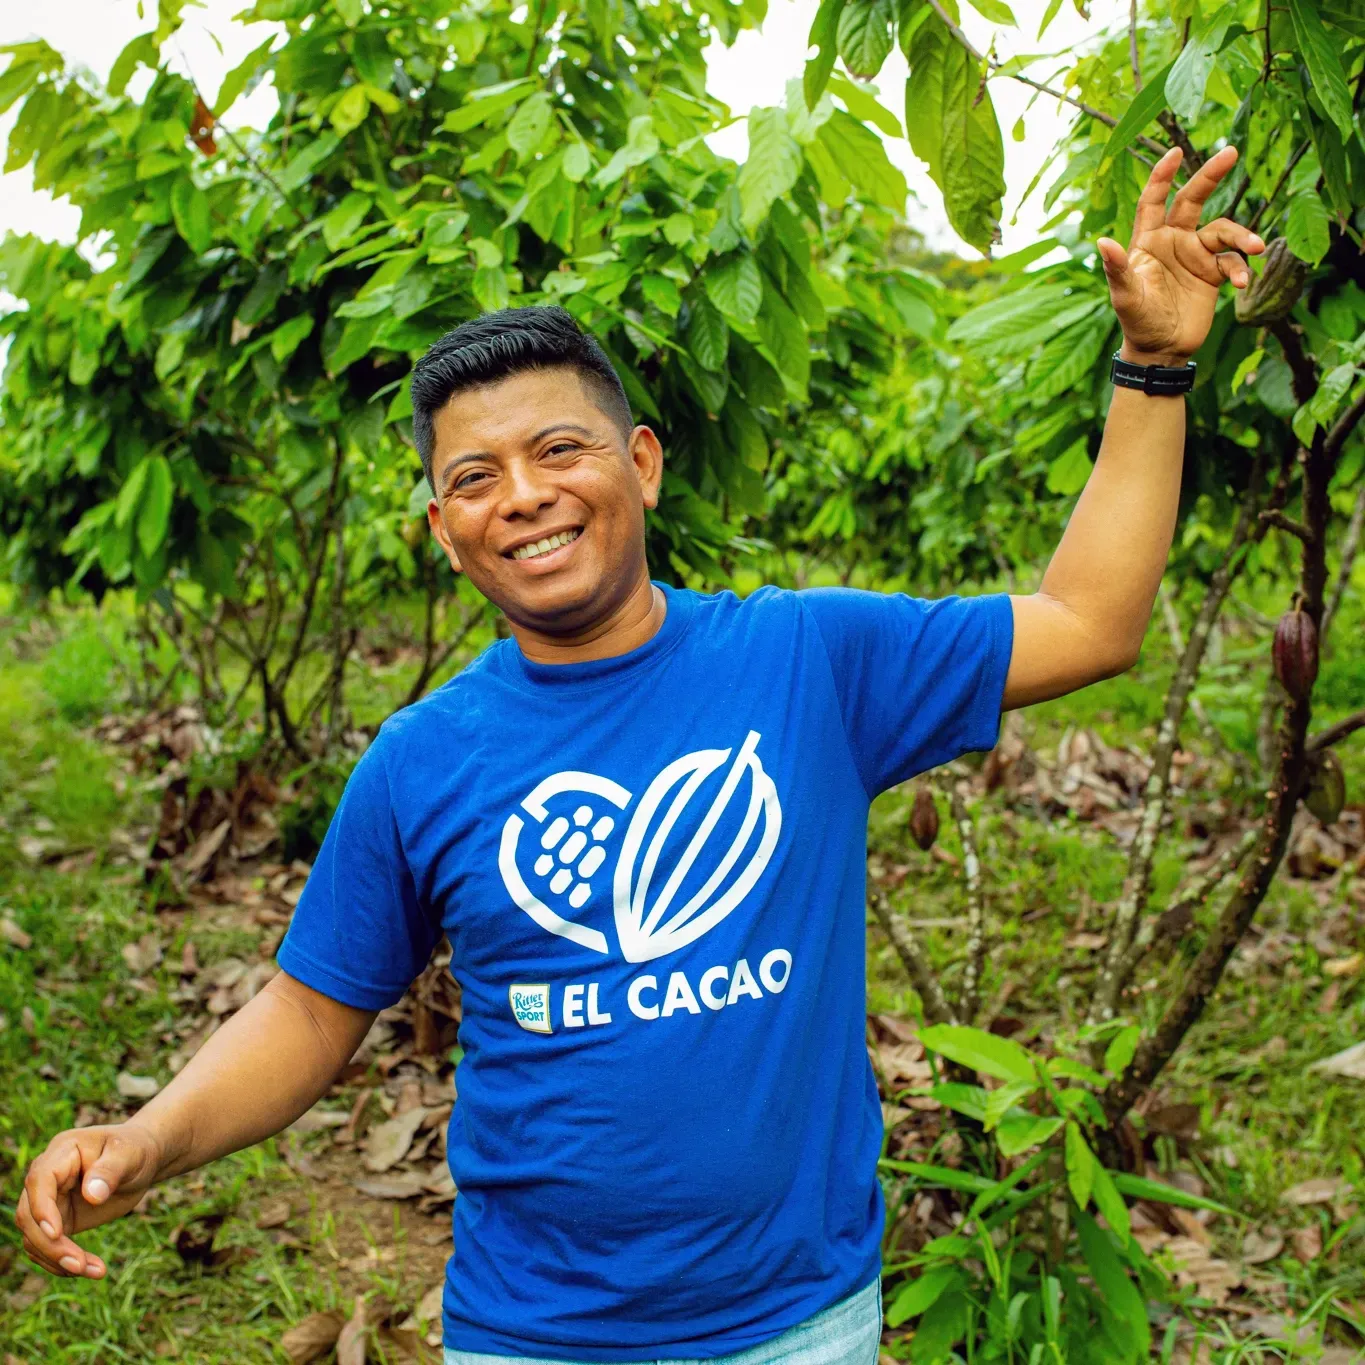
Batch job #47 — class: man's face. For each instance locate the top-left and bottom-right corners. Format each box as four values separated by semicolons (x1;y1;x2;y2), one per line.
426;366;663;634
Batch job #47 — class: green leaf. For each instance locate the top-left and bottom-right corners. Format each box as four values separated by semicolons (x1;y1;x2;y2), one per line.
595;114;661;187
1288;0;1355;138
473;265;510;312
562;141;592;182
1164;3;1236;122
817;110;907;212
1065;1121;1095;1210
756;285;809;397
237;264;287;326
739;106;803;234
1110;1174;1237;1218
325;314;383;375
507;91;553;163
1027;313;1112;399
322;191;373;251
828;73;902;137
1231;347;1266;394
170;177;212;255
687;296;730;371
109;32;159;97
927;1082;990;1121
995;1114;1065;1157
1046;436;1092;494
804;0;847;107
115;456;152;529
948;283;1104;356
1076;1210;1148;1360
136;455;173;558
330;84;371;136
1100;60;1174;172
1090;1159;1132;1245
911;1290;969;1364
904;16;1005;249
838;0;894;78
966;0;1015;22
887;1267;962;1328
213;35;275;116
1103;1025;1141;1075
705;254;763;326
878;1158;996;1193
982;1078;1038;1129
641;275;681;318
0;62;41;118
919;1025;1037;1083
277;132;339;192
268;313;314;363
1285;189;1331;264
443;79;532;133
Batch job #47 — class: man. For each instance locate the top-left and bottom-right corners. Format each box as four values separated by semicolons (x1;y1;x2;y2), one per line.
17;147;1260;1363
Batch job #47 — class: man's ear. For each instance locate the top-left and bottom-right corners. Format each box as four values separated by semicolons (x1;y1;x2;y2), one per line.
427;499;463;573
628;425;664;510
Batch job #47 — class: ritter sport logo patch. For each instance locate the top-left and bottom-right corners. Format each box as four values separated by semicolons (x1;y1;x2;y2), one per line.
498;731;782;965
508;983;553;1033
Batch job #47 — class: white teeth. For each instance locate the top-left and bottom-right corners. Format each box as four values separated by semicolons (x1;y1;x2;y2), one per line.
512;528;581;561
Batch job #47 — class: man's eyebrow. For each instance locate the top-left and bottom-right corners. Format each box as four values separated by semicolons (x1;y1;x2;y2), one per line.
529;422;595;443
439;451;492;492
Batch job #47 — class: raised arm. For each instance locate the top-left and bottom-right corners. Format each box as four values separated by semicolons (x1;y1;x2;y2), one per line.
1002;146;1263;710
16;970;374;1280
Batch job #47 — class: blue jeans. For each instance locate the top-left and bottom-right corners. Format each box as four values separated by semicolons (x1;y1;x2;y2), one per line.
443;1277;882;1365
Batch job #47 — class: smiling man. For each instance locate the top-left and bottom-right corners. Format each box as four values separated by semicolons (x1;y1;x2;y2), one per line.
17;148;1262;1365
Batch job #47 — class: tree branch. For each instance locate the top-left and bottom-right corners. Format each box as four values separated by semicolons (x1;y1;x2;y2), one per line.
949;786;987;1024
1130;827;1258;960
1325;390;1365;460
870;891;958;1028
1157;112;1205;171
1308;708;1365;753
1259;509;1314;543
1271;320;1318;406
1089;460;1265;1027
1129;0;1143;90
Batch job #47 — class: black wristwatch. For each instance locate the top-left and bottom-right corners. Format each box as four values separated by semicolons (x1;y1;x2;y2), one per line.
1110;350;1197;395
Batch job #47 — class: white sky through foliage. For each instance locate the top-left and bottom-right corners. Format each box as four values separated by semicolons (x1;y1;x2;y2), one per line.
0;0;1128;263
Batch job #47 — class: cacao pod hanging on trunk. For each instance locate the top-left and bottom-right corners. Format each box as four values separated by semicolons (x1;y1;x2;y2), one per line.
1305;750;1346;825
910;787;939;851
1272;605;1318;702
1235;237;1309;325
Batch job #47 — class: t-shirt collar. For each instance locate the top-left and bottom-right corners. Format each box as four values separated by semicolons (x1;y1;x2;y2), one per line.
497;580;695;690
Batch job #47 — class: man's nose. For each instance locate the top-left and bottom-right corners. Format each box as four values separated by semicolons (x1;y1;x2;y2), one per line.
497;458;557;520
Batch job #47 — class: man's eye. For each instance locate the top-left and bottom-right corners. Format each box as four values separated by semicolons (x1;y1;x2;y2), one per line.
455;471;489;490
546;442;578;457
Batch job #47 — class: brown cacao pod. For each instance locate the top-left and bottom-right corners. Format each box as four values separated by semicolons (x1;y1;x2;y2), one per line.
1305;749;1346;825
1272;606;1318;702
910;787;939;851
1234;237;1310;325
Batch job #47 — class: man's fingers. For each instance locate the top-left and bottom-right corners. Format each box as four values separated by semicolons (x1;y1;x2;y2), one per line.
83;1130;156;1206
1131;147;1184;242
1097;237;1142;311
23;1140;82;1245
1167;145;1239;230
16;1190;105;1278
1196;217;1264;258
1215;251;1251;288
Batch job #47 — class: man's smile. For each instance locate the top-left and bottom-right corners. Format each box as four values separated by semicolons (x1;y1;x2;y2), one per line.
506;526;584;564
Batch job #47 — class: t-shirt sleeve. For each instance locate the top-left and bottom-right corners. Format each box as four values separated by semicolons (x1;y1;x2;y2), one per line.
277;737;437;1011
800;588;1014;797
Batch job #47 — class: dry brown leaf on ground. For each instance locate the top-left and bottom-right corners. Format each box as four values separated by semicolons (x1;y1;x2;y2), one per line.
1324;953;1363;977
1163;1236;1243;1304
1282;1177;1348;1206
355;1171;429;1200
1291;1224;1324;1263
120;932;163;974
281;1309;347;1363
256;1199;293;1230
1065;932;1108;950
0;915;32;949
415;1284;444;1323
1241;1225;1285;1265
1310;1040;1365;1078
364;1108;428;1173
337;1297;369;1365
289;1105;350;1135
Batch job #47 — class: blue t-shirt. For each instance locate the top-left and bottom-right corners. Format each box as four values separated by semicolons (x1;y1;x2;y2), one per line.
278;583;1013;1360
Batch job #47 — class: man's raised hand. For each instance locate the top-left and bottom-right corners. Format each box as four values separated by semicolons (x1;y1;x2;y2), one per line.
15;1123;163;1279
1097;145;1265;367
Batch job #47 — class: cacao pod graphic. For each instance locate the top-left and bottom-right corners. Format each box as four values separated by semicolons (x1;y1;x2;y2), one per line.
1272;606;1318;701
910;787;939;851
1235;237;1309;325
1305;750;1346;825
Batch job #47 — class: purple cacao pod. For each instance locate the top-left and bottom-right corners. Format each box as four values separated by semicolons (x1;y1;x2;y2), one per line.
910;788;940;851
1272;607;1318;702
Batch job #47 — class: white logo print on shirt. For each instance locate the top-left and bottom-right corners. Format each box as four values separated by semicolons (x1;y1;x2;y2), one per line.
498;731;782;963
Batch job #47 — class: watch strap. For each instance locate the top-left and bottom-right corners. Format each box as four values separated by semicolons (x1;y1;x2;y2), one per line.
1110;350;1196;395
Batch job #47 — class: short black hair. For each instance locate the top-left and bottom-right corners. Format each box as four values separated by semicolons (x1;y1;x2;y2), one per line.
409;306;634;491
